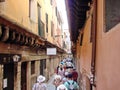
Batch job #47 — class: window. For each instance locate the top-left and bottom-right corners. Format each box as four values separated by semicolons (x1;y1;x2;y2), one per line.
40;59;46;75
29;0;31;17
63;41;67;48
31;61;35;75
55;7;57;16
51;21;54;36
50;0;53;5
29;0;37;22
90;14;94;42
38;4;45;37
105;0;120;32
46;13;48;33
40;21;45;37
80;33;83;46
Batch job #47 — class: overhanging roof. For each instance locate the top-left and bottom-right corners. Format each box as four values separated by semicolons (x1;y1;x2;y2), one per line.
0;16;66;54
65;0;92;43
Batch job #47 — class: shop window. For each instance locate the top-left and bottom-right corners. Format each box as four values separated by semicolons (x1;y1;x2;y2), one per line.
31;61;35;75
105;0;120;32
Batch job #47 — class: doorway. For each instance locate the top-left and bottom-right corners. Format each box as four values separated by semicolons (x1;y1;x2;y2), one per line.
21;62;27;90
40;59;46;75
3;63;14;90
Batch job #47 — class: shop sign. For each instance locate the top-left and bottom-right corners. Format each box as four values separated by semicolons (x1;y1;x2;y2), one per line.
3;78;7;88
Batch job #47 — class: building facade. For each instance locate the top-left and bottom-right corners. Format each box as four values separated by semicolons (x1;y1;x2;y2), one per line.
62;29;71;53
0;0;65;90
66;0;120;90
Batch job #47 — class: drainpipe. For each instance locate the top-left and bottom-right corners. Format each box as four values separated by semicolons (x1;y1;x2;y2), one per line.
91;0;97;88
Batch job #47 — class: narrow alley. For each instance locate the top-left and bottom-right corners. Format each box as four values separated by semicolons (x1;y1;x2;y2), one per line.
45;57;79;90
1;0;120;90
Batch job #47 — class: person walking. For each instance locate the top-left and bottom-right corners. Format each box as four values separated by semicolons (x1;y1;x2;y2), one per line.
32;75;47;90
71;68;78;82
53;75;68;90
64;73;79;90
53;75;63;89
57;64;65;79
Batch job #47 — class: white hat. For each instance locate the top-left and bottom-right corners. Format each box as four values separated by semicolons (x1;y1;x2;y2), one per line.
37;75;46;83
54;75;62;80
65;72;69;76
57;84;67;90
62;77;67;82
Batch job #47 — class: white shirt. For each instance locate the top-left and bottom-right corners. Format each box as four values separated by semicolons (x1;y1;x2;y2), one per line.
32;83;47;90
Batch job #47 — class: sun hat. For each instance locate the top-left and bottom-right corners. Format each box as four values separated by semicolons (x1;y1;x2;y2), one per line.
54;75;62;80
62;77;67;82
37;75;46;83
57;84;67;90
65;71;69;76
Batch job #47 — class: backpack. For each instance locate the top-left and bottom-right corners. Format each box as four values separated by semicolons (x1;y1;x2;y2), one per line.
67;81;75;90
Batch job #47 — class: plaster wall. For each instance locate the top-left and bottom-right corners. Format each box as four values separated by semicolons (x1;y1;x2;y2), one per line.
96;0;120;90
77;16;92;75
0;0;38;34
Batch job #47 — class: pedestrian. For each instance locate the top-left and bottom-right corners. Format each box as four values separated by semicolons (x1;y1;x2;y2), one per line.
71;68;78;82
64;73;79;90
57;64;65;79
62;71;69;83
32;75;47;90
53;75;63;90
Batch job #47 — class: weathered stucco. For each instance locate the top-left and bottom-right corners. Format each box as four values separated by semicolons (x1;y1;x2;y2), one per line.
76;0;120;89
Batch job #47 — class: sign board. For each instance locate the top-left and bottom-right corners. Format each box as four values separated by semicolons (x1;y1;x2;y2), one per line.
47;48;57;55
3;78;7;88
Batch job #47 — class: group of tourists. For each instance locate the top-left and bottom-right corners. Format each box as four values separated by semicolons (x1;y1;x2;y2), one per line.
53;57;79;90
32;57;79;90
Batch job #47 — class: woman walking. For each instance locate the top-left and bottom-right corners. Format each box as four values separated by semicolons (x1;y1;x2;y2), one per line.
32;75;47;90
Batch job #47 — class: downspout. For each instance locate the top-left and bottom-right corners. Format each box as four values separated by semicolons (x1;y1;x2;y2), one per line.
91;0;97;87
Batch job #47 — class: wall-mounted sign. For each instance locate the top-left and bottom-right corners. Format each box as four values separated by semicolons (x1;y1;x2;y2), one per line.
47;48;57;55
3;78;7;88
0;53;21;64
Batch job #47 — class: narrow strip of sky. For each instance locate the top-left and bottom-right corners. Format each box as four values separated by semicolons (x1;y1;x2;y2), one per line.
57;0;68;29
